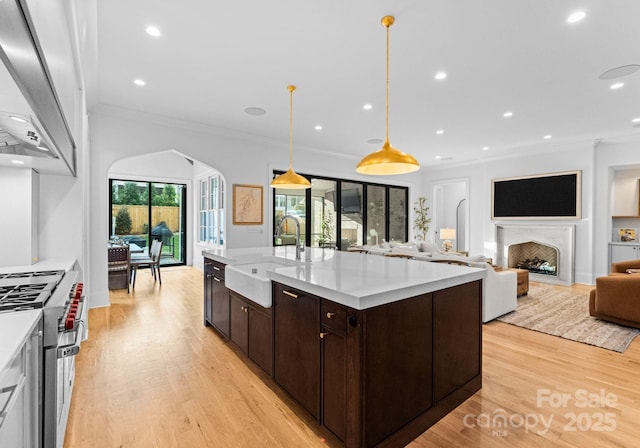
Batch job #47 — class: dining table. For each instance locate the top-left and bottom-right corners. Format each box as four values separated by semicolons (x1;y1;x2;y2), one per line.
128;242;144;254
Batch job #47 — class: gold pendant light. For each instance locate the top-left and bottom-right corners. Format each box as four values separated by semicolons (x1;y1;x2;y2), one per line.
271;85;311;189
356;16;420;175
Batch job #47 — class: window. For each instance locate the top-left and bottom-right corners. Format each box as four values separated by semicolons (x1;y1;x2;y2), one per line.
199;175;225;246
110;179;187;266
272;171;408;250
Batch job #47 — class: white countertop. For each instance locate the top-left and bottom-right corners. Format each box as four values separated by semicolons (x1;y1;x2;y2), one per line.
203;247;485;310
0;258;77;274
0;309;41;378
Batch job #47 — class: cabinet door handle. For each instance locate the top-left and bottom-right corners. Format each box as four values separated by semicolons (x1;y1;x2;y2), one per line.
320;332;330;339
213;277;221;283
326;312;336;318
241;305;248;313
282;290;298;299
213;266;221;271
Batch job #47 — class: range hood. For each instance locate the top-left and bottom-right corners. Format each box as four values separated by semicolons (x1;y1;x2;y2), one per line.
0;111;57;158
0;0;77;176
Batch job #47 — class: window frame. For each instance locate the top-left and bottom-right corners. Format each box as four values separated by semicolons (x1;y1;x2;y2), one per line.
198;174;225;246
272;170;409;249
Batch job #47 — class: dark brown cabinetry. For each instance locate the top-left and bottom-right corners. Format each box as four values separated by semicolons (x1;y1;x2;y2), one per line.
273;283;320;418
272;280;482;448
203;253;481;448
320;300;347;442
204;258;229;338
229;290;273;376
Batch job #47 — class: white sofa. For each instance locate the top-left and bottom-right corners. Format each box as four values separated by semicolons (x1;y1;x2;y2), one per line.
353;241;518;323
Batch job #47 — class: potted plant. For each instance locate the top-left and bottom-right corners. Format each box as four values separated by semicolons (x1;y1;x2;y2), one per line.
413;197;431;241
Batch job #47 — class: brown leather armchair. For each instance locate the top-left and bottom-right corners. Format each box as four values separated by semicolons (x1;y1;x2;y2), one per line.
589;263;640;328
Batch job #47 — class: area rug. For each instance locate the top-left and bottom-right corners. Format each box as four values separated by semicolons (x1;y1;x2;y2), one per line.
496;285;640;353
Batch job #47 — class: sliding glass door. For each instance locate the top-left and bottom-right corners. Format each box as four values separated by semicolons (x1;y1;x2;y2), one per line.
272;171;408;250
110;179;186;266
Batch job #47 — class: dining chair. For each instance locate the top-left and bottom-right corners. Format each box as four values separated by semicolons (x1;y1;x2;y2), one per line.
107;246;131;293
130;240;163;288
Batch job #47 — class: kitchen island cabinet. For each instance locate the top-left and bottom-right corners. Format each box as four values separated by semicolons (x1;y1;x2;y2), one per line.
273;283;320;419
203;248;485;447
229;291;273;376
272;279;482;448
204;259;229;338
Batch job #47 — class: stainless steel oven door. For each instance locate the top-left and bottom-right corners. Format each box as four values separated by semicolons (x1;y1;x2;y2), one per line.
44;322;83;448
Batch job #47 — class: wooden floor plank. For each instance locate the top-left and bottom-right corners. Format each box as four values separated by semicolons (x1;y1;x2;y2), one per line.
65;268;640;447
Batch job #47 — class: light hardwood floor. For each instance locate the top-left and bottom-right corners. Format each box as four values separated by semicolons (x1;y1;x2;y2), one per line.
65;267;640;447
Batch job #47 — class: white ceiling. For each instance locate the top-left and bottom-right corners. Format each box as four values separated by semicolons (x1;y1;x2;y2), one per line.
87;0;640;167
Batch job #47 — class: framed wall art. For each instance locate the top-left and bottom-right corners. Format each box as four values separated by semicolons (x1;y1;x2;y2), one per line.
232;184;263;225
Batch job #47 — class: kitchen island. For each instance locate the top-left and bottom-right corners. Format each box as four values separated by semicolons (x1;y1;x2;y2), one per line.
203;247;485;448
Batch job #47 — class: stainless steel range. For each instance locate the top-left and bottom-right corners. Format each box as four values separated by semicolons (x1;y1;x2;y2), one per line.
0;268;85;448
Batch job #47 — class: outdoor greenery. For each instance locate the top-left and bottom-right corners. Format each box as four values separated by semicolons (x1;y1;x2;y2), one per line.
115;207;132;235
112;182;179;207
413;197;431;241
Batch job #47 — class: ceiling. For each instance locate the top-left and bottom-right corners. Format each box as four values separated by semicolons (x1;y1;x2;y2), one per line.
81;1;640;167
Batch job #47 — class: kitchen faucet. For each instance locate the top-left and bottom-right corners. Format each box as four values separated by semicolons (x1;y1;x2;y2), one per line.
276;214;304;260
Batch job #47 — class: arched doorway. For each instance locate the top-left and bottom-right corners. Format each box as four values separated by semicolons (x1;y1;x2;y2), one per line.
108;149;226;268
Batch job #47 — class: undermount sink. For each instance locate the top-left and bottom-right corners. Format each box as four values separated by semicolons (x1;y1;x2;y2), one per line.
225;260;294;308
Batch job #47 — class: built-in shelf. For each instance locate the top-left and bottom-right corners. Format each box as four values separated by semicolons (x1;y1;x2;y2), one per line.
612;215;640;219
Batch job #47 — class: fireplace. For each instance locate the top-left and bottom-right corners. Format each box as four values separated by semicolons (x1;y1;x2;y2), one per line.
508;241;558;277
496;225;575;285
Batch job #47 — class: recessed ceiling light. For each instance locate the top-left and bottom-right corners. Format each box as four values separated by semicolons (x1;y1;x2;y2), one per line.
632;117;640;123
9;115;27;123
610;82;624;90
37;145;49;151
436;129;444;135
434;72;447;80
12;160;25;164
503;111;513;118
367;138;384;144
363;104;373;111
544;135;552;139
435;155;442;159
567;11;586;24
146;26;161;37
244;107;266;116
482;146;489;151
599;65;640;80
134;79;146;86
314;125;323;131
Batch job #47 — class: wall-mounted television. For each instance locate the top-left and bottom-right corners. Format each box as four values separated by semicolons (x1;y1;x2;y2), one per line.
491;170;581;220
341;188;362;213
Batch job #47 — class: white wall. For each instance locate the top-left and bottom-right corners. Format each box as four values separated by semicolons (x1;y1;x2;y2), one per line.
88;106;424;307
38;173;83;262
0;167;36;267
422;142;595;284
612;168;640;216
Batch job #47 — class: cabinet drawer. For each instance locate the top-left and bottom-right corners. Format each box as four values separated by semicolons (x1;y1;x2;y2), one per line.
321;300;347;334
205;259;226;279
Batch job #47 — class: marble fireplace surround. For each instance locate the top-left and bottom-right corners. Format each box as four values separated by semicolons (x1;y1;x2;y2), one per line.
496;224;576;285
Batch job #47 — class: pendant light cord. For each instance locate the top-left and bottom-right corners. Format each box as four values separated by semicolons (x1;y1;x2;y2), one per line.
385;21;390;144
288;85;295;169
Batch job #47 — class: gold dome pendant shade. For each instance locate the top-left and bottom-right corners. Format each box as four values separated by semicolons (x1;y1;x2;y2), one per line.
270;85;311;189
356;16;420;175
